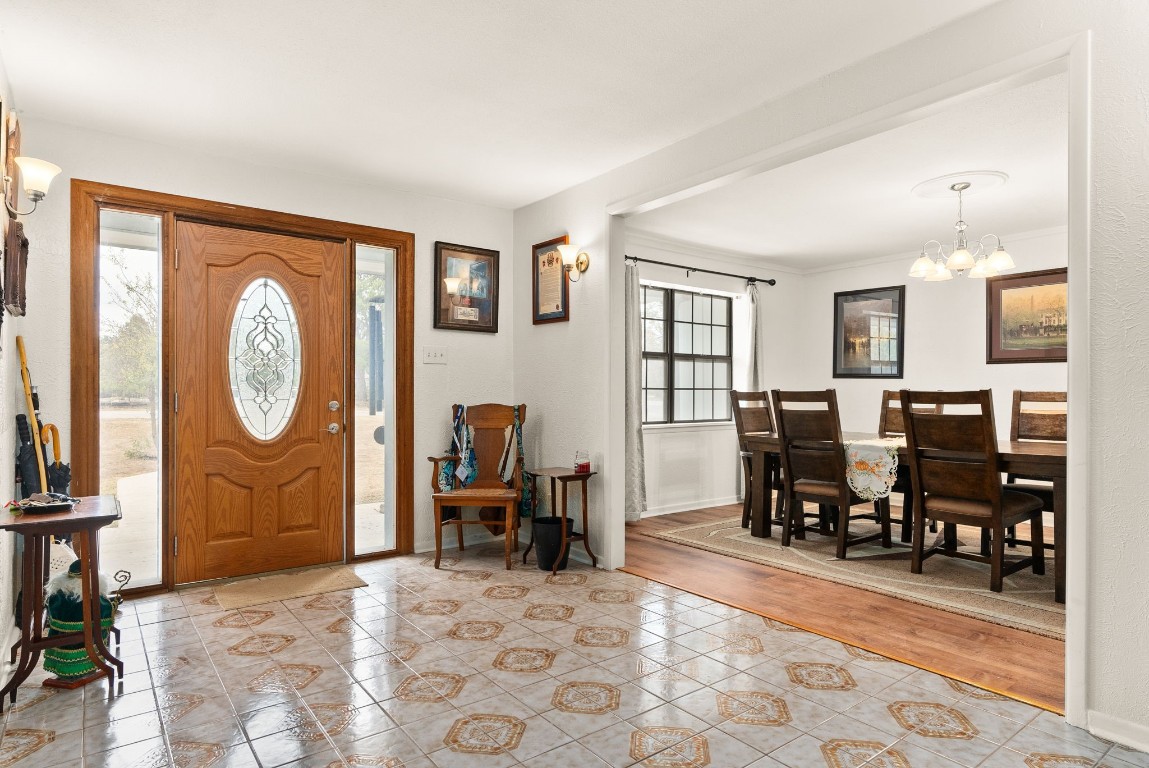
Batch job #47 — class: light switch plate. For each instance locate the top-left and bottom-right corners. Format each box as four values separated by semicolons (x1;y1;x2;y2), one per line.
422;346;448;365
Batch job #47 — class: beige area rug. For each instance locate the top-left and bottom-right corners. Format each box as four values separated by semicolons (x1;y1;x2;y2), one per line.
646;514;1064;639
213;566;367;610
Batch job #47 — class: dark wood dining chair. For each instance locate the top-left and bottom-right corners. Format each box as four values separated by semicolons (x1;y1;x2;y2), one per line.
730;390;784;529
999;390;1066;553
878;389;942;543
900;389;1045;592
427;403;525;570
770;389;892;559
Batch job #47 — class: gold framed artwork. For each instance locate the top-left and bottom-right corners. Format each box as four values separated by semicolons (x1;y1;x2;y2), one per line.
433;241;499;333
986;267;1067;363
532;235;569;324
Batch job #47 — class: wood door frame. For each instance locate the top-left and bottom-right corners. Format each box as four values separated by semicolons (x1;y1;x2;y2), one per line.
70;179;415;591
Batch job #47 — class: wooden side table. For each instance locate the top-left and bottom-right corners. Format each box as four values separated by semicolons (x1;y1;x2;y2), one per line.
522;467;597;573
0;495;124;711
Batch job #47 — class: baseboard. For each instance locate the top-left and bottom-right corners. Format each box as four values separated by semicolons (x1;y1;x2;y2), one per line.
1087;709;1149;753
642;496;739;518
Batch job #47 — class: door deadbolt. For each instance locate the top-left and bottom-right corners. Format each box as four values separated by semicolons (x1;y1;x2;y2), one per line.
328;401;340;411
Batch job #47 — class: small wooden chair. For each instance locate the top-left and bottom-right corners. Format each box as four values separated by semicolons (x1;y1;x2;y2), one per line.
878;390;942;542
730;390;784;529
428;403;525;570
999;390;1066;553
771;389;892;559
900;389;1045;592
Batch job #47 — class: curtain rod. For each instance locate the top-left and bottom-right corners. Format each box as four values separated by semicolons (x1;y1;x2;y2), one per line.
624;255;777;286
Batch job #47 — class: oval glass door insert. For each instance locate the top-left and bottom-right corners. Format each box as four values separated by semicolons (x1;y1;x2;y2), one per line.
228;277;302;440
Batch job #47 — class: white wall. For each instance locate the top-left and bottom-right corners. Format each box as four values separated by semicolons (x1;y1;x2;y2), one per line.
17;118;515;556
0;53;19;665
513;0;1149;745
794;228;1068;434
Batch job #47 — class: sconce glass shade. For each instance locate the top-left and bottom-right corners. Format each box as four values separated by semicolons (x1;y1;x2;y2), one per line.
945;246;975;272
908;253;935;278
13;157;61;201
967;257;998;279
923;259;953;281
556;243;578;267
988;245;1015;271
442;277;462;295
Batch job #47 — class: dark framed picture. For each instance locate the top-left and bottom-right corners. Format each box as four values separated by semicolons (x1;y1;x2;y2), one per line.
433;241;499;333
986;267;1067;364
532;235;569;324
833;285;905;378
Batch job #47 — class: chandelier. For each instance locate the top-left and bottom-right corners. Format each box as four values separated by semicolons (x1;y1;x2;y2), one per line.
908;180;1015;281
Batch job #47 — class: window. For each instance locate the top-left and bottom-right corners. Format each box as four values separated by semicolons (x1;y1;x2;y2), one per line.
640;285;733;424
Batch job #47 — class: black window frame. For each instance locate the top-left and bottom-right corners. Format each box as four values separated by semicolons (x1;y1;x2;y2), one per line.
640;285;733;425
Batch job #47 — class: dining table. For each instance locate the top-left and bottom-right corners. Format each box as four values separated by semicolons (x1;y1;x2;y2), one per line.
741;431;1068;604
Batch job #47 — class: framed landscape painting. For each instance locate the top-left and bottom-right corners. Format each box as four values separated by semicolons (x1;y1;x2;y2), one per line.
986;267;1067;363
832;285;905;378
433;241;499;333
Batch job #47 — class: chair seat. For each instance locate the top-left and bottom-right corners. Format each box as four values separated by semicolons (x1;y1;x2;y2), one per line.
792;479;839;497
924;489;1043;523
433;487;519;501
1004;481;1054;510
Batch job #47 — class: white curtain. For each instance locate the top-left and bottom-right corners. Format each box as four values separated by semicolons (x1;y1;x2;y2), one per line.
747;281;764;391
624;263;647;522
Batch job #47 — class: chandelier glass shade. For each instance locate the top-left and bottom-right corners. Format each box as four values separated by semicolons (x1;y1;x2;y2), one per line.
909;181;1013;281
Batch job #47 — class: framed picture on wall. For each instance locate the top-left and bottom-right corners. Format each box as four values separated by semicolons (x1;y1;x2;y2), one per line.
832;285;905;378
986;267;1067;363
532;235;569;324
433;241;499;332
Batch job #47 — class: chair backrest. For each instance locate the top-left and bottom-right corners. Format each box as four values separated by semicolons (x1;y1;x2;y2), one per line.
878;389;942;438
452;403;526;489
730;390;775;438
1010;390;1067;442
900;390;1001;508
770;389;845;489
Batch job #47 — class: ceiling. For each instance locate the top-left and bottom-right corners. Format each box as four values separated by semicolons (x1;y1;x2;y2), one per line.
0;1;998;209
628;73;1069;271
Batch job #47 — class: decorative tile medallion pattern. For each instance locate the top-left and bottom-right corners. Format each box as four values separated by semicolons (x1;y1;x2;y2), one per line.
822;739;911;768
333;758;402;768
717;691;792;726
327;617;355;634
199;594;221;607
574;625;630;648
246;663;323;693
493;647;556;673
423;556;460;568
786;662;857;690
944;678;1010;700
151;655;191;682
444;714;526;754
483;585;529;600
447;621;504;641
169;741;228;767
158;692;206;724
449;570;492;582
763;618;805;632
380;638;420;661
588;589;634;604
545;573;586;585
304;594;352;610
552;681;620;714
719;632;765;655
888;701;978;739
7;689;56;714
844;645;890;662
0;729;55;766
411;599;462;615
630;727;710;767
227;633;296;656
394;672;465;702
212;609;274;629
1024;754;1100;768
523;604;574;621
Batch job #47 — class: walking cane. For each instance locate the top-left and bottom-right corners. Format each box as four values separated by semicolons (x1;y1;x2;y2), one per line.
16;336;48;494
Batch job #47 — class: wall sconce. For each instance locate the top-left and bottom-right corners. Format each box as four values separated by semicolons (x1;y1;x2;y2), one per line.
556;243;591;283
442;276;462;295
4;157;62;216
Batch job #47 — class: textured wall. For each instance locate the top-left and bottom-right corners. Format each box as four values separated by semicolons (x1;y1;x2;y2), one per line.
18;118;515;558
0;54;17;666
513;0;1149;745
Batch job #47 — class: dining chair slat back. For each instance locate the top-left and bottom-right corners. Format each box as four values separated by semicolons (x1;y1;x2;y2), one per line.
730;390;785;529
878;390;942;438
730;391;774;435
1010;390;1067;442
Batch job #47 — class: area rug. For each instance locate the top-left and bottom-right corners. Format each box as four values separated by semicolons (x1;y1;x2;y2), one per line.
213;566;367;609
645;514;1064;639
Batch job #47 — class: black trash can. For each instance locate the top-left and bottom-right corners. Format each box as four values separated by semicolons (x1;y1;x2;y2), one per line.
534;516;575;571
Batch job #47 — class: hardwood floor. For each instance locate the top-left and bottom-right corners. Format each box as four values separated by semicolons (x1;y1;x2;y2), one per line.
622;504;1065;712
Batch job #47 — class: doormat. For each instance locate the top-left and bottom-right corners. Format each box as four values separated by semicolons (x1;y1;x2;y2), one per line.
213;566;367;610
644;515;1063;639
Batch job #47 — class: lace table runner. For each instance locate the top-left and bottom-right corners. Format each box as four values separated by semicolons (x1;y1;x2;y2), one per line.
843;437;904;500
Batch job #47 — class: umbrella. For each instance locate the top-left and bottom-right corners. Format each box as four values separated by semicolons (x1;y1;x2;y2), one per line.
15;414;41;497
41;423;70;495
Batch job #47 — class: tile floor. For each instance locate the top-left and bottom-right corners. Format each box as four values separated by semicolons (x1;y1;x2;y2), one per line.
0;546;1145;767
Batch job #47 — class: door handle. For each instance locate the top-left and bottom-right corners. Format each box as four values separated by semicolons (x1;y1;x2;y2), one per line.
326;422;341;434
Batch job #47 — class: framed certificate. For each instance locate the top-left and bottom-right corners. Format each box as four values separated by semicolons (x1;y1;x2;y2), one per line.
532;235;569;324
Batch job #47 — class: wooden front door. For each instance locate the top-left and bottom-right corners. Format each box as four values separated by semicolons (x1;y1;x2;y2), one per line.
173;222;345;582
